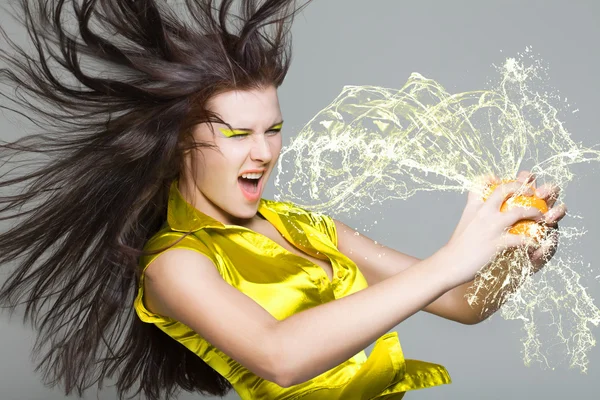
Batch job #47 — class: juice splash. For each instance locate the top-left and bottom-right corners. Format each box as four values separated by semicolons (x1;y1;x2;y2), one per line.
275;49;600;372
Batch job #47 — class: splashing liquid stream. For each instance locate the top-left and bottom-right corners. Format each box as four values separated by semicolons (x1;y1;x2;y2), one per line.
275;51;600;372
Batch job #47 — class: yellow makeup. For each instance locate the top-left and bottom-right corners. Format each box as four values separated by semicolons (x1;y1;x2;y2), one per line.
219;122;283;137
219;128;250;137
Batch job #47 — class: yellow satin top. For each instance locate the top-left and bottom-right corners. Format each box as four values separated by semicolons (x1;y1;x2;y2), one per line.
133;179;451;400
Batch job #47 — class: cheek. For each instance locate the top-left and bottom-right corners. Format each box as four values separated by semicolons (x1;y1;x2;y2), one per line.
210;141;247;169
270;135;283;155
192;148;229;183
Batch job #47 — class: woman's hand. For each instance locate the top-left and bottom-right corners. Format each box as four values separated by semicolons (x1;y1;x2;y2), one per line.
448;173;504;248
449;171;536;248
445;177;548;286
525;177;567;272
448;170;567;279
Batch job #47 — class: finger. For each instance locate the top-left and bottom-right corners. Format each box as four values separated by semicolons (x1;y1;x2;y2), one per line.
473;174;501;202
517;170;536;188
516;170;531;181
535;184;561;207
482;173;500;183
534;183;552;200
501;231;536;249
499;204;545;228
517;170;533;182
485;181;535;210
542;203;567;226
475;173;500;191
527;174;536;189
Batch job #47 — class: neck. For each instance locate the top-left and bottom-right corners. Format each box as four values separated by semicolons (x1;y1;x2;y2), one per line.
176;177;263;228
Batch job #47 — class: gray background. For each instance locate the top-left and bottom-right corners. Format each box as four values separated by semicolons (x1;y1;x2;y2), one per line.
1;0;599;399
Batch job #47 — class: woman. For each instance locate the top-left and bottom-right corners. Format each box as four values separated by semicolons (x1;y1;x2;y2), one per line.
0;1;566;399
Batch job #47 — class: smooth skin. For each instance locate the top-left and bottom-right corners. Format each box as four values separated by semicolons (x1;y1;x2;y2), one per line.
143;86;567;387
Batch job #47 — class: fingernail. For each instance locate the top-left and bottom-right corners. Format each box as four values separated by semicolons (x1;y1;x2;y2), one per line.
527;174;535;183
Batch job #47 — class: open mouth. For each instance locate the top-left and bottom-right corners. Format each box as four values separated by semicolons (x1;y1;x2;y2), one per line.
238;175;261;194
237;171;265;200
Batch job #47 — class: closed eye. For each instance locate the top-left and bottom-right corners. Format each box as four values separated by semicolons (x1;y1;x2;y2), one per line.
219;123;283;138
229;132;249;138
220;128;250;138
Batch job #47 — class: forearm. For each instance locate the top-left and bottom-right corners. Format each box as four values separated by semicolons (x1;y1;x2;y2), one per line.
272;245;460;387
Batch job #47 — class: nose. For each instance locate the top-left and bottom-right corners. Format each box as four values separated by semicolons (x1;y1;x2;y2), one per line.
249;133;273;164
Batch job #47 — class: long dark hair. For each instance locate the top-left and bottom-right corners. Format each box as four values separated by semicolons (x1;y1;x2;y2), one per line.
0;1;309;398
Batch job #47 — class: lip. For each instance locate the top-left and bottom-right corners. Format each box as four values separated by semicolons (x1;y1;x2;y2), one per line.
238;168;266;177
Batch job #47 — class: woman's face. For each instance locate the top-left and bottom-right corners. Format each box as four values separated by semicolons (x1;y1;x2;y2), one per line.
181;85;283;226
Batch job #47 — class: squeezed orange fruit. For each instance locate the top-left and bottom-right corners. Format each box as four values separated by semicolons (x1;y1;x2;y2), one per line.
482;179;548;240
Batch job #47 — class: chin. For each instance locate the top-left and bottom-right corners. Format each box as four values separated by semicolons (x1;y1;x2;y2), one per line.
229;203;259;220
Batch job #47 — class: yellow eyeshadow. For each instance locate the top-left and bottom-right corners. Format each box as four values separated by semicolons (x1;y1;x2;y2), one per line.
219;128;250;137
219;124;283;137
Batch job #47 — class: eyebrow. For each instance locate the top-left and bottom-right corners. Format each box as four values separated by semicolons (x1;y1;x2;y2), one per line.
226;120;284;132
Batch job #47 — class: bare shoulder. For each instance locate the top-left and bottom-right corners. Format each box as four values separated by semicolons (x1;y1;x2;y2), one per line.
143;247;285;385
143;248;221;318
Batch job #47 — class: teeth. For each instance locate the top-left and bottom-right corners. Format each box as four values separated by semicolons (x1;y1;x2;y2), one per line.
241;172;263;179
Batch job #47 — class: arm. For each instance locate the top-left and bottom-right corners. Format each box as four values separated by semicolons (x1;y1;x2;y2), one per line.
274;244;458;386
333;219;482;325
145;181;543;387
332;174;565;325
145;244;462;388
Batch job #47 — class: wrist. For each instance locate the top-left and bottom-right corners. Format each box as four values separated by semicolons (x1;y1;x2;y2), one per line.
431;243;471;290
